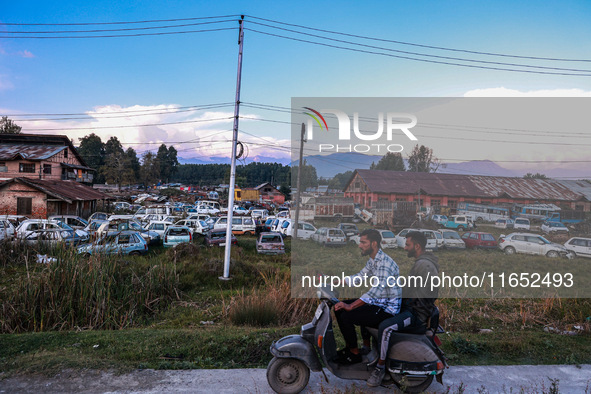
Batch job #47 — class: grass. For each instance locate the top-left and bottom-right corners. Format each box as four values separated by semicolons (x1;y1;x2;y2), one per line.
1;233;590;376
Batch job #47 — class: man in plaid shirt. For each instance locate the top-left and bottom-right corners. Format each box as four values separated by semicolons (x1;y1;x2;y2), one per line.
334;229;401;365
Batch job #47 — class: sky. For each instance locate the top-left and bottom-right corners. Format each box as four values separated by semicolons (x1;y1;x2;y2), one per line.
1;1;591;177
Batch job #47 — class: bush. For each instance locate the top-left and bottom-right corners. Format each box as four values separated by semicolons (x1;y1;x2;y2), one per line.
228;270;317;327
0;251;180;333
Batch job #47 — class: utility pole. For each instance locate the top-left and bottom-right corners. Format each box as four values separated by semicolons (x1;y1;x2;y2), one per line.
293;123;306;239
221;15;244;281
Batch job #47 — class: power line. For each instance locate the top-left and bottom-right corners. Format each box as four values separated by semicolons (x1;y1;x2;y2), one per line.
246;28;591;77
10;103;235;121
1;20;237;34
244;15;591;63
0;27;236;39
246;21;591;74
1;15;243;26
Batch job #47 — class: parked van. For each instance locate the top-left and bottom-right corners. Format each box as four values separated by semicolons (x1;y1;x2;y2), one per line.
281;220;317;239
213;216;256;235
513;217;531;230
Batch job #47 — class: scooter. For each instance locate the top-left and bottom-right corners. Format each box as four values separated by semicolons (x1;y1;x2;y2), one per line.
267;287;448;393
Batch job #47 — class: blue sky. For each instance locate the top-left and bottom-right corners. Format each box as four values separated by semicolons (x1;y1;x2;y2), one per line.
1;1;591;175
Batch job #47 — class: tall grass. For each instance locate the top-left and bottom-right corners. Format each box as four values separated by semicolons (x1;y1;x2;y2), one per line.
0;247;180;333
228;270;317;327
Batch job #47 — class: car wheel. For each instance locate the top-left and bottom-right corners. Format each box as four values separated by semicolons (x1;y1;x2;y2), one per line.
504;246;516;255
129;251;141;256
457;226;464;232
546;250;559;258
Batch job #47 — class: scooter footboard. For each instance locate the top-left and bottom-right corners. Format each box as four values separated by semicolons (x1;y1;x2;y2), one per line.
270;335;323;372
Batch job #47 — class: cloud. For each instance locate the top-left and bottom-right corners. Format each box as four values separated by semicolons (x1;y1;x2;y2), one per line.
464;87;591;97
18;50;35;58
16;103;291;162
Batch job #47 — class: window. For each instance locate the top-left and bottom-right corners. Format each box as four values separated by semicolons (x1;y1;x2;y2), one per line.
17;197;32;215
43;164;52;174
0;162;6;172
64;149;68;158
19;163;35;173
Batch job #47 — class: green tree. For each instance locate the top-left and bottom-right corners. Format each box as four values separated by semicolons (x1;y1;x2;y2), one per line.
140;151;160;186
0;117;22;134
291;162;318;191
104;136;124;157
407;145;439;173
328;171;354;191
279;184;291;200
101;151;134;191
524;172;548;179
126;147;141;180
77;133;105;183
370;152;405;171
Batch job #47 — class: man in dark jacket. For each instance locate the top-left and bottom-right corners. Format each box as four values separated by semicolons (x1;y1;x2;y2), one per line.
367;231;440;387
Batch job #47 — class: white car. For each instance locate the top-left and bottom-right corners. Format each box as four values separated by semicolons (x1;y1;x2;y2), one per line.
440;230;466;249
16;219;70;239
395;228;438;250
144;220;173;238
498;233;571;258
513;217;531;231
349;230;397;249
564;237;591;258
49;215;89;230
280;219;317;239
0;219;16;240
310;227;347;247
541;221;569;234
494;218;515;229
174;219;210;236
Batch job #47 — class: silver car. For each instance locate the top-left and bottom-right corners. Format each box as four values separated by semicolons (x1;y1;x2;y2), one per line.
498;232;571;258
310;227;347;247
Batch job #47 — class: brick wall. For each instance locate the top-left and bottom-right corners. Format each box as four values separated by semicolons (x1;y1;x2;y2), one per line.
0;182;48;218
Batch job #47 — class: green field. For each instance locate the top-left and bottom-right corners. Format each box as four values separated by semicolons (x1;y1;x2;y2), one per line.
1;233;590;376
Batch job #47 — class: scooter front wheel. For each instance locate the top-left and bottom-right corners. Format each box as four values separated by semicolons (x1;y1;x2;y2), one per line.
266;357;310;394
391;374;434;393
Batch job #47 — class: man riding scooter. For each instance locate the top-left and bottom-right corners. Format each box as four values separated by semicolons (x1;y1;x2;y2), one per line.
367;231;440;387
333;229;402;365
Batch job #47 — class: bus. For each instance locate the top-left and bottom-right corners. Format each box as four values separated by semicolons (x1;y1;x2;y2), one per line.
456;202;511;223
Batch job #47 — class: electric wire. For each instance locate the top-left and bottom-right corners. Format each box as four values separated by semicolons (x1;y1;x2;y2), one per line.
245;28;591;77
0;27;236;39
244;15;591;63
246;20;591;74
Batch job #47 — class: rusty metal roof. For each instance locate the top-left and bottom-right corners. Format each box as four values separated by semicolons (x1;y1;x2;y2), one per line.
0;177;110;204
0;133;89;167
466;176;584;201
348;170;587;202
351;170;489;197
0;144;66;161
553;180;591;201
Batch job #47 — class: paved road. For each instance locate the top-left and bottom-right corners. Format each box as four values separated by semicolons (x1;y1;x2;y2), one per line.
1;365;590;393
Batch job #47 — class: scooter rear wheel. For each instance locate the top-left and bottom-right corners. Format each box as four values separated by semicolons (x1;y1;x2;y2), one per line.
266;357;310;394
391;374;434;393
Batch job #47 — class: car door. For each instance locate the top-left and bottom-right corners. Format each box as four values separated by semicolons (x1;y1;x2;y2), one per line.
396;229;409;247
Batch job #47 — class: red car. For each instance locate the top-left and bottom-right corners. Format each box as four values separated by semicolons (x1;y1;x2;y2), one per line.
205;229;238;247
460;232;497;249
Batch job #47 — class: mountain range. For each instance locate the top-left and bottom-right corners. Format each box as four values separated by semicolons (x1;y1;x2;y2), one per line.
179;153;589;179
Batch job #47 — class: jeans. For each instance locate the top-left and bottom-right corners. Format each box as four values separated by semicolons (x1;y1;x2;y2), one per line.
335;299;393;349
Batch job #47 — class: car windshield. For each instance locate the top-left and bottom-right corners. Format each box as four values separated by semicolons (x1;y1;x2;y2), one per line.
341;225;356;230
381;231;395;238
328;230;344;236
211;232;225;239
56;222;73;230
443;232;461;240
515;219;528;224
261;235;282;243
